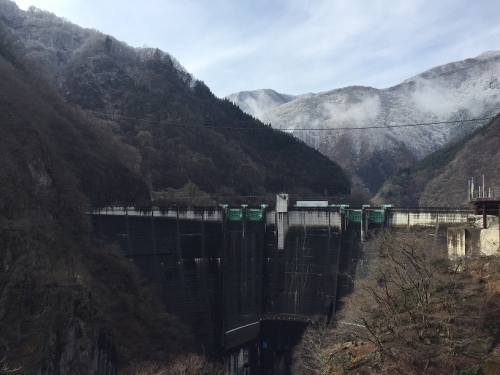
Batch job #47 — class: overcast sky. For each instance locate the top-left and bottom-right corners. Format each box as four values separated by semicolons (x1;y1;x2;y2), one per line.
12;0;500;98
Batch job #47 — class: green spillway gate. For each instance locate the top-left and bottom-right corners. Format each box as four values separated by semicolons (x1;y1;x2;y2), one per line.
246;208;264;221
343;204;392;224
371;204;393;223
225;208;243;221
368;210;384;223
222;205;266;221
345;209;362;223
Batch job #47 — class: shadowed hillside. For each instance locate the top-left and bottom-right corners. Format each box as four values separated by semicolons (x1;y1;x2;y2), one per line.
0;30;201;373
374;113;500;206
0;1;350;206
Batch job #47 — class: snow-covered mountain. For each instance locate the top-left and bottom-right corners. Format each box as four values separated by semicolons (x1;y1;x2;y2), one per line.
226;89;313;120
0;0;197;90
228;52;500;195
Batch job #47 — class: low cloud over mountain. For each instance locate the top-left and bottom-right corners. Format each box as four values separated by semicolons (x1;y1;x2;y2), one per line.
228;51;500;195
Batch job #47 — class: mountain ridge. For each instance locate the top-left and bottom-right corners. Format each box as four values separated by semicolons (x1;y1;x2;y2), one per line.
226;89;313;120
0;0;351;205
228;51;500;196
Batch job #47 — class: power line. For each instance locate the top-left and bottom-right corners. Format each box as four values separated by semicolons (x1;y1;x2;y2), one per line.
291;116;498;131
87;109;499;132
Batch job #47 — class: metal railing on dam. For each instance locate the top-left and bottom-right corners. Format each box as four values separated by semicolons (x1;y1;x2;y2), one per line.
89;202;473;362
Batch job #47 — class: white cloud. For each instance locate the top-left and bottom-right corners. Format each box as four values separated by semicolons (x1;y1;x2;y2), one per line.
323;95;381;127
412;80;459;117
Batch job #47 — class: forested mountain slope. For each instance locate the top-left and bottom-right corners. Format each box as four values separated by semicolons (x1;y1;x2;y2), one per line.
0;0;350;205
0;1;352;373
374;113;500;207
0;28;201;374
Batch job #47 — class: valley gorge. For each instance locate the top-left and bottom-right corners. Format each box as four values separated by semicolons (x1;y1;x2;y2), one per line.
2;0;500;374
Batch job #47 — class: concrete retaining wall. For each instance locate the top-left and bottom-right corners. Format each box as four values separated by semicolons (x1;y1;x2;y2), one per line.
386;208;471;228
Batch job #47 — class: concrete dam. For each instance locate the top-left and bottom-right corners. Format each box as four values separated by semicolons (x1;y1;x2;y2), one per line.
90;195;472;374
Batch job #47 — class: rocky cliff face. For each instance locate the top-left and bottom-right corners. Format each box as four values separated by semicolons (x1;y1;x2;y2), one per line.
228;51;500;196
0;244;116;375
35;290;116;375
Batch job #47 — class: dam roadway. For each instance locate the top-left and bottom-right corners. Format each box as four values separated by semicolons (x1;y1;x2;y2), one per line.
90;196;471;373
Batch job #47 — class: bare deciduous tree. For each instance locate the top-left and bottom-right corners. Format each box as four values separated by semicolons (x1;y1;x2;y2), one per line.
0;357;21;374
123;355;228;375
293;230;500;374
292;318;335;375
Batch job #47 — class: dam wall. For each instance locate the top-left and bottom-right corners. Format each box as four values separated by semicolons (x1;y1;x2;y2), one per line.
90;205;345;357
90;204;475;370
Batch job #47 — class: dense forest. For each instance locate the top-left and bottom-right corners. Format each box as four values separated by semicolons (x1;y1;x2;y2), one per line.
0;20;204;374
0;1;351;207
